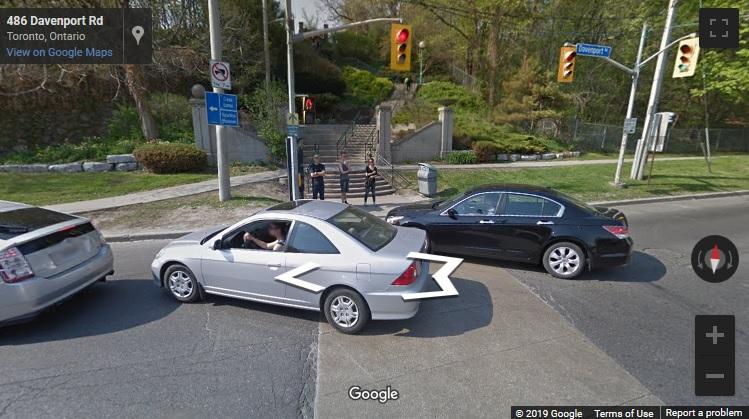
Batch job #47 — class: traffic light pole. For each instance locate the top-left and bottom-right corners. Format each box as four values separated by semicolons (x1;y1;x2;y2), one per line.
612;23;648;187
631;0;677;181
208;0;231;202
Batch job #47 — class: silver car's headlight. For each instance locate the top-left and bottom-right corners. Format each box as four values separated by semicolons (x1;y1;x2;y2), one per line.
386;215;404;225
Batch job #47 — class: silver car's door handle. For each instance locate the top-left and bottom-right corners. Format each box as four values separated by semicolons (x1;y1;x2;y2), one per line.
267;263;282;271
536;220;554;225
479;220;494;224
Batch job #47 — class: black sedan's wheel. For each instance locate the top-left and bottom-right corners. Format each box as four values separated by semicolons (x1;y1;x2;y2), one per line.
543;242;586;279
164;264;201;302
323;288;369;334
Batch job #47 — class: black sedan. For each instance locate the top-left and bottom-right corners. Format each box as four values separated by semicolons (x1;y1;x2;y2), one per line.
386;184;632;279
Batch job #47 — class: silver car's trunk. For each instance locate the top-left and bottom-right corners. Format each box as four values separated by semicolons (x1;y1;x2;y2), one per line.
377;226;427;258
20;224;101;278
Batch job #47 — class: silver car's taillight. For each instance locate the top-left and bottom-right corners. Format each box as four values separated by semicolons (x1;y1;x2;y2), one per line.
0;247;35;283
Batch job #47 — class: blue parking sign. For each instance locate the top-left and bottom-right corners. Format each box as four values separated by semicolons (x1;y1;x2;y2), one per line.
205;92;239;127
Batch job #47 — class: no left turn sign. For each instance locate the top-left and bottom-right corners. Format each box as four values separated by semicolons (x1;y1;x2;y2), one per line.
210;60;232;90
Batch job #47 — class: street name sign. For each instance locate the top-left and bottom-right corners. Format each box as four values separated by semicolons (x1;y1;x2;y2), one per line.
576;43;612;58
205;92;239;127
210;60;231;90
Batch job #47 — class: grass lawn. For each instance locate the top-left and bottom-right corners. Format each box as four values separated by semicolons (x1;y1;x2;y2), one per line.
0;164;277;206
409;155;749;203
0;172;215;206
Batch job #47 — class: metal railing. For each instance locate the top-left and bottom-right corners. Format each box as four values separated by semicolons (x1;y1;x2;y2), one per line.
376;153;412;190
335;111;360;157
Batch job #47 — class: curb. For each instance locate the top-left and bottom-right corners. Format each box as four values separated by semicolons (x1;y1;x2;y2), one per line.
590;189;749;207
103;190;749;242
104;231;192;243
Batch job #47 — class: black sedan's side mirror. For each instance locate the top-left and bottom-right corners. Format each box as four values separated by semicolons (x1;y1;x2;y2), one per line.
447;208;458;219
212;239;224;250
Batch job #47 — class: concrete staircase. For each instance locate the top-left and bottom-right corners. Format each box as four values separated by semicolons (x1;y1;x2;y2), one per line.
300;124;394;199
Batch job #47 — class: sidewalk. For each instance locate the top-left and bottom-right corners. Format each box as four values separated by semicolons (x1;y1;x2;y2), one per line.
44;169;286;214
395;156;703;170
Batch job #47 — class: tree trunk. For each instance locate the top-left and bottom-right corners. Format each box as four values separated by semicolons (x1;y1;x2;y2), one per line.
123;64;158;140
487;16;499;107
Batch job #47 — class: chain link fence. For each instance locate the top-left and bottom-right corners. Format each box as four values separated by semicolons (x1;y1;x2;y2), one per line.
563;120;749;154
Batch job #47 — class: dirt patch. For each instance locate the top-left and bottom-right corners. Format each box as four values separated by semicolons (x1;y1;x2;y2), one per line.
82;180;288;237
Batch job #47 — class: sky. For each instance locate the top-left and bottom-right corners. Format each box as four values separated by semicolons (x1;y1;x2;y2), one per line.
283;0;336;28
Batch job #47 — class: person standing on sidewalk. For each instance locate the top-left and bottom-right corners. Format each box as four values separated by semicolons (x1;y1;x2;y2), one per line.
309;154;326;200
364;157;378;206
338;151;350;204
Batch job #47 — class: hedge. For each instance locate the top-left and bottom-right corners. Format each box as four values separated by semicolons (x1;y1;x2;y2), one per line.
133;143;207;173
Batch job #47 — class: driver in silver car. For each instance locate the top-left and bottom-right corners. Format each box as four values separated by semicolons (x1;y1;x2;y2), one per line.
243;222;287;251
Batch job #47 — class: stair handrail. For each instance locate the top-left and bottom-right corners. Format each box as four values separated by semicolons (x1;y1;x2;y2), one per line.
335;111;360;158
375;153;412;191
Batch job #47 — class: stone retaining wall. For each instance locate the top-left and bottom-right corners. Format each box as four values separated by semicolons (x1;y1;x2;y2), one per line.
0;154;141;173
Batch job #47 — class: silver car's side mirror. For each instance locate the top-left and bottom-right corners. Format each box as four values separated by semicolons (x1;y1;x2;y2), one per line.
212;239;223;250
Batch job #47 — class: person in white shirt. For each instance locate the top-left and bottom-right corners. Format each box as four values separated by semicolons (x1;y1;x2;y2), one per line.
243;222;286;251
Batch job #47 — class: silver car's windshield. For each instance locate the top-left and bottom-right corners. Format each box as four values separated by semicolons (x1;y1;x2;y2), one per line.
327;207;396;251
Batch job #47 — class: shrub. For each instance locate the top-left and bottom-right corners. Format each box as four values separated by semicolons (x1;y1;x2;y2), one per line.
133;143;207;173
446;150;478;165
472;141;500;162
342;66;393;105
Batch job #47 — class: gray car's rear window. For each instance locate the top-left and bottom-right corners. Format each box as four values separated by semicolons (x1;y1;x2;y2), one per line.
327;207;396;251
0;207;75;240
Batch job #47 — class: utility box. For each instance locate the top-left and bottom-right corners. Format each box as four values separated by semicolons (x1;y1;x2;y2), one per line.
417;163;438;196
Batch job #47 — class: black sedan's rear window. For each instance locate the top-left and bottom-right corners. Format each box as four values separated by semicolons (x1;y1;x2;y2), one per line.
0;207;75;240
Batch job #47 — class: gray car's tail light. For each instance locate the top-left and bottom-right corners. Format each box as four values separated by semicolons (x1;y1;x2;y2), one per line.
0;247;35;283
392;262;418;286
603;225;630;239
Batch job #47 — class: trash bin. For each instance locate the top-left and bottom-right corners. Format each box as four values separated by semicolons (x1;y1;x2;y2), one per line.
417;163;438;196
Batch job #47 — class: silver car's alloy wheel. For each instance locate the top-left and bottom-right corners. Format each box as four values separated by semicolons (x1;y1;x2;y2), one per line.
169;270;194;298
330;296;359;328
548;246;580;275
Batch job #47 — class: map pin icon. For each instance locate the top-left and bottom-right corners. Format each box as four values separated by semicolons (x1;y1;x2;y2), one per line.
131;26;144;46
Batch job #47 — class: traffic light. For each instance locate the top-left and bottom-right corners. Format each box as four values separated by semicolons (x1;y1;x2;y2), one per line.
672;37;700;78
390;24;412;72
557;46;576;83
301;96;315;124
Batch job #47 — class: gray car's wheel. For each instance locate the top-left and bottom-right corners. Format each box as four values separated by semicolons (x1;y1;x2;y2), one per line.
323;288;369;334
542;242;586;279
164;264;201;303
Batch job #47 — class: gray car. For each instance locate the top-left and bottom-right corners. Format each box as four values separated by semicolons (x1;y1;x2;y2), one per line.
0;201;114;324
151;200;430;334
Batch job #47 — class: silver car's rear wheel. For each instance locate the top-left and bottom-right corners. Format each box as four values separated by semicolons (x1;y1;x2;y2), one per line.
323;288;369;334
330;296;359;328
164;264;201;302
542;242;586;279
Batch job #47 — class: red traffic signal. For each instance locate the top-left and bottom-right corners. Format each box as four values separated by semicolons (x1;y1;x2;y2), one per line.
396;28;409;43
304;97;314;111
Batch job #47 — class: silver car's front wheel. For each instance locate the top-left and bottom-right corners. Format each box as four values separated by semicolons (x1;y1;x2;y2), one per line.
323;288;369;334
542;242;586;279
164;264;201;302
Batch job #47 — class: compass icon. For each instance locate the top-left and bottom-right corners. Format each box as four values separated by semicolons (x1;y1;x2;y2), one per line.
691;235;739;283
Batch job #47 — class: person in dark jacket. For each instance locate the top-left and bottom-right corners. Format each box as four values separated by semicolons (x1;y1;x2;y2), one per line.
364;158;378;205
338;151;350;204
309;154;326;200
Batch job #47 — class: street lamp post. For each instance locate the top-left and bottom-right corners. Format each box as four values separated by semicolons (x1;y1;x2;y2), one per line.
418;41;426;85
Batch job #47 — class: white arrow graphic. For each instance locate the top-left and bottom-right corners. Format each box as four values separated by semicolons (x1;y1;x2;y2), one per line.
401;252;462;301
209;106;218;111
274;262;324;293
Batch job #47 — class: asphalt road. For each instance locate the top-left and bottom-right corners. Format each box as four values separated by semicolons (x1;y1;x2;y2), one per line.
0;240;319;419
504;195;749;404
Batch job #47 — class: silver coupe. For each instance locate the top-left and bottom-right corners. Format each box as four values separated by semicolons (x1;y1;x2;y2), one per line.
151;200;431;333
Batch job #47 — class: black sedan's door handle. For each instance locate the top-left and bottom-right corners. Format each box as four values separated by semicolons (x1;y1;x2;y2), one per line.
536;220;554;225
478;219;495;224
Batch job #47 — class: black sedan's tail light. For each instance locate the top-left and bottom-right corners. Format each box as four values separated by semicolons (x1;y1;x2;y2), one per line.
603;225;630;239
